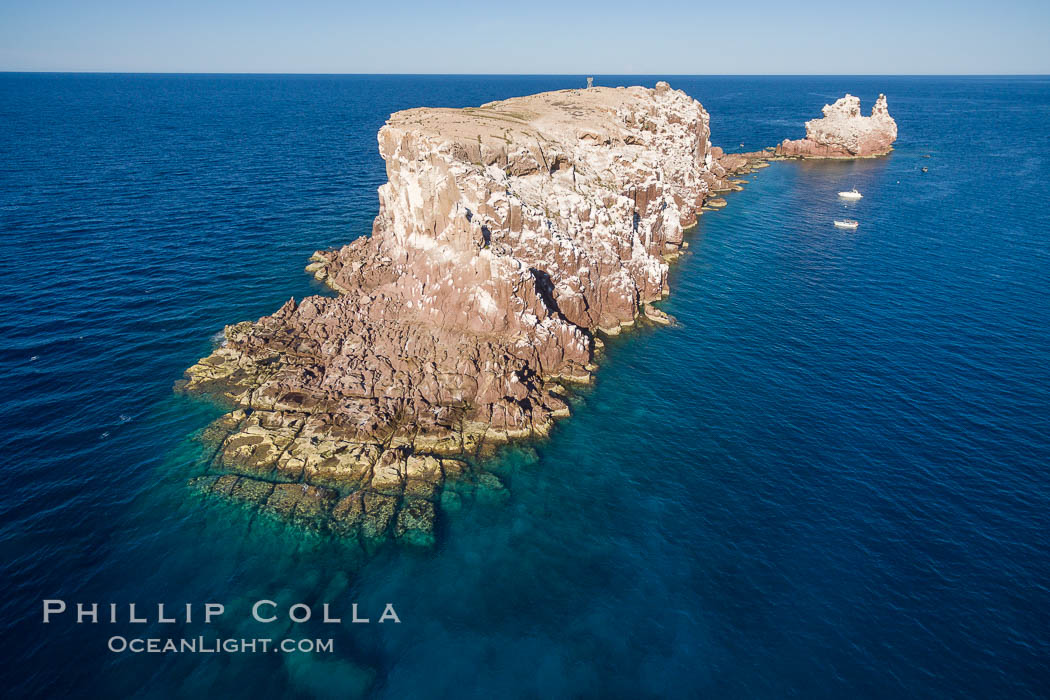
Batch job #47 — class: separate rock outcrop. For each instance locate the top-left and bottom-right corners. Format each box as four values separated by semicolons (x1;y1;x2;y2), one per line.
775;94;897;158
178;82;756;542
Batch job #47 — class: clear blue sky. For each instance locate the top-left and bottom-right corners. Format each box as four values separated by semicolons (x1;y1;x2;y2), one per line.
1;0;1048;74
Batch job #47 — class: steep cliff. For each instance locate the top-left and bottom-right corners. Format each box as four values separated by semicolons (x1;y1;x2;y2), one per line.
178;82;755;541
776;94;897;158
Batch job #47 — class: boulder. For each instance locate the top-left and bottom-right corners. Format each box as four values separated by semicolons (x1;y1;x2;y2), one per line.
776;94;897;158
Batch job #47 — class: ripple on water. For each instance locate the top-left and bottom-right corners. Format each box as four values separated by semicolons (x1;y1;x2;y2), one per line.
1;75;1049;699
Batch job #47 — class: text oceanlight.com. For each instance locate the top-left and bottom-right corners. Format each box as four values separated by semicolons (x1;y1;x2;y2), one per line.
107;636;334;654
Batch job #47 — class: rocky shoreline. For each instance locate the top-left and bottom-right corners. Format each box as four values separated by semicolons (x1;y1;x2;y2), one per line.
176;84;894;546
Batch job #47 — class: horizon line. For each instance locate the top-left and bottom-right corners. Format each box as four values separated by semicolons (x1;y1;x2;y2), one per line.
2;71;1048;77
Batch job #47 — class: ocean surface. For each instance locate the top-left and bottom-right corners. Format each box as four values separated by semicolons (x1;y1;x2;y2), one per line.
2;74;1049;698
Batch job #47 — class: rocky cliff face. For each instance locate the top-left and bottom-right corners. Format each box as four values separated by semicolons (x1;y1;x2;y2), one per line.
776;94;897;158
179;82;756;543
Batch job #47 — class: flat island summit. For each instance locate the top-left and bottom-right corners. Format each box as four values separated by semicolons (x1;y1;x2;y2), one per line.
178;83;895;543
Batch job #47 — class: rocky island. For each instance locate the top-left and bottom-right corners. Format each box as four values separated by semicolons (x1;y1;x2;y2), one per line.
178;84;891;545
178;82;764;543
775;94;897;158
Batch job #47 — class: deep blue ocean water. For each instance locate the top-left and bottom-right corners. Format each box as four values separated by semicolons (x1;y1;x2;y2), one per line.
1;74;1049;698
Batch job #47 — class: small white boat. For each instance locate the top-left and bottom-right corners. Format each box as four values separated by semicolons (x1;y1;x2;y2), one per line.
834;219;859;230
838;188;863;200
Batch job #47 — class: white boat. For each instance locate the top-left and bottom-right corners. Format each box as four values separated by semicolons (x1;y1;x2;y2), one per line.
834;219;859;230
838;188;863;200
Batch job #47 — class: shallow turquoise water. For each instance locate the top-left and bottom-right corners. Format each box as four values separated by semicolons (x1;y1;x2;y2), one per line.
2;75;1049;698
